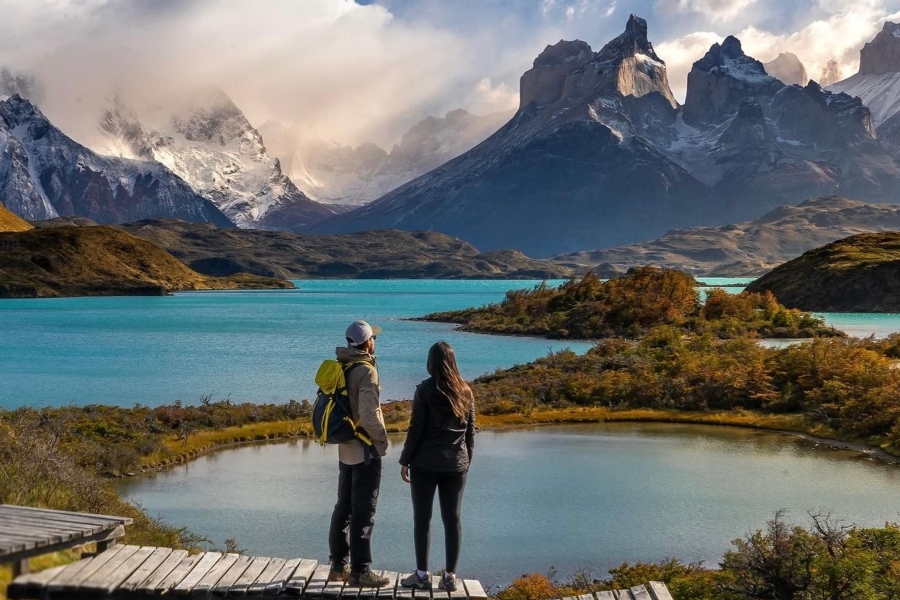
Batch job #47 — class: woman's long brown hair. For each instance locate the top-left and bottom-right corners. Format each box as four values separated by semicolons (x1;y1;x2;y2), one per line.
427;341;474;420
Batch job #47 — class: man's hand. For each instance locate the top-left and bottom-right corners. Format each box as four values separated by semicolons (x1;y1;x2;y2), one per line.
401;465;410;483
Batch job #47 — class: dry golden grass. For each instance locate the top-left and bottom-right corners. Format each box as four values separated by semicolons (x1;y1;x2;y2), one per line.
480;407;823;437
0;203;31;233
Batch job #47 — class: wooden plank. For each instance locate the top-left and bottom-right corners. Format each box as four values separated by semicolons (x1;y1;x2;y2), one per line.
430;576;448;600
447;578;467;600
375;571;399;600
302;564;332;598
80;544;142;592
134;548;189;593
247;557;285;596
263;557;303;596
629;586;652;600
52;545;124;592
0;505;133;525
193;553;240;595
647;582;674;600
119;547;175;591
595;592;617;600
0;516;100;539
614;592;633;600
86;545;157;594
462;580;487;600
394;575;414;600
340;580;361;600
38;557;97;593
230;556;272;595
6;563;69;599
321;570;345;599
172;551;223;595
0;512;105;533
212;554;253;596
283;558;318;596
153;552;204;594
576;594;594;600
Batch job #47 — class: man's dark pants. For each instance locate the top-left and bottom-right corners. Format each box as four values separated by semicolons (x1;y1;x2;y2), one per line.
329;458;382;573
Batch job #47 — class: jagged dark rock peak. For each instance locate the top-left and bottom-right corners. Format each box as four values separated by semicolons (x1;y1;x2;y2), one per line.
859;22;900;75
309;16;721;256
596;14;658;62
0;95;234;227
683;36;781;126
672;35;900;218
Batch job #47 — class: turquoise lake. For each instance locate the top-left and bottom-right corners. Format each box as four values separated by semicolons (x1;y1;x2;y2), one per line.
0;280;594;408
1;278;899;408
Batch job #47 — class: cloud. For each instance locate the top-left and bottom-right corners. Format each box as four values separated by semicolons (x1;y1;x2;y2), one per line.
656;0;760;23
656;31;721;99
0;0;512;147
2;0;899;149
469;78;520;114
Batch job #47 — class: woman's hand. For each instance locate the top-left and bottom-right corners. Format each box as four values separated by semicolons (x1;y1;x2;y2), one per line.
401;465;410;483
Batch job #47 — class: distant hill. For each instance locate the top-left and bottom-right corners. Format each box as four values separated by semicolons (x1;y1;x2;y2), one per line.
745;231;900;312
0;201;31;232
116;219;572;279
552;196;900;276
0;225;293;298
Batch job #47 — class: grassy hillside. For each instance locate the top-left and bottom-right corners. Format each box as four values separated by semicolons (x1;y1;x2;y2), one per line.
0;226;293;298
116;219;572;279
746;231;900;311
554;196;900;276
0;202;32;232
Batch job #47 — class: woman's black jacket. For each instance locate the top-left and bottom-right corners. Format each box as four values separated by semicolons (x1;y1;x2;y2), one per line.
398;377;475;472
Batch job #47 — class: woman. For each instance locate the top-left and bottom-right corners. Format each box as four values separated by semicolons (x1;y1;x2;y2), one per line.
399;341;475;593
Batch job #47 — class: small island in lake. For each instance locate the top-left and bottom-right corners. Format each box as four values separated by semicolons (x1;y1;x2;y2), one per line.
421;268;842;339
746;231;900;312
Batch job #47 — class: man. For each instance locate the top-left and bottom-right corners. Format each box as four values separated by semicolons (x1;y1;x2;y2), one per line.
328;320;391;587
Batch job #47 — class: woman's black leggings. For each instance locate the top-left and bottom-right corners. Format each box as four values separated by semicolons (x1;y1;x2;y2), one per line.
409;468;467;573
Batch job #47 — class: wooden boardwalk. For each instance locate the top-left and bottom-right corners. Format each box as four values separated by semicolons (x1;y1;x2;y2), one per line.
7;544;674;600
556;582;674;600
7;546;490;599
0;505;132;577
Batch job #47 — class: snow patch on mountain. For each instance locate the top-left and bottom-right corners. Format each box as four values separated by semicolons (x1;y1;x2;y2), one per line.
96;90;332;228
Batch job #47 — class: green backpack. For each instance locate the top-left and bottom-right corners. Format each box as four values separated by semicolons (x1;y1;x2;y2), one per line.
312;360;376;457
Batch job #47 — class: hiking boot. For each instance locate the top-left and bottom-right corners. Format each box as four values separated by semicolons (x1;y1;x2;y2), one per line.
439;573;458;592
328;564;349;582
347;569;390;587
400;571;431;590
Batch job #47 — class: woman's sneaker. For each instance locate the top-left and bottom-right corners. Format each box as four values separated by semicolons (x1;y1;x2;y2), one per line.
347;569;391;587
400;571;431;589
439;573;458;592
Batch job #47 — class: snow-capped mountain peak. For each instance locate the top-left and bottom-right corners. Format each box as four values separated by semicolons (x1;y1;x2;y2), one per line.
97;90;333;229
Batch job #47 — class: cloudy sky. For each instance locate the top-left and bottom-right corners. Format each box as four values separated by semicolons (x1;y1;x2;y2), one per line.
1;0;899;147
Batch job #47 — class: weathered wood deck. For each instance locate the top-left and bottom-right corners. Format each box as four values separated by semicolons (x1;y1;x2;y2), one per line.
8;544;674;600
7;546;490;600
556;582;674;600
0;505;132;577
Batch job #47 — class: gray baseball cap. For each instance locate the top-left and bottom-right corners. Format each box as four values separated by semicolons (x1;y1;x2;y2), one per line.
345;320;382;346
